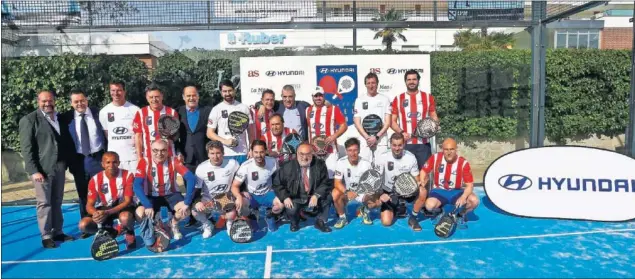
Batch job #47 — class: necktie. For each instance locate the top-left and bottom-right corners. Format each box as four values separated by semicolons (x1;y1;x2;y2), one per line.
80;113;91;155
302;167;310;193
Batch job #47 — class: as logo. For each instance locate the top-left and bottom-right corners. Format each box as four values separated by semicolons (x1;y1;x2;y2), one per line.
484;146;635;222
370;68;381;74
248;70;259;77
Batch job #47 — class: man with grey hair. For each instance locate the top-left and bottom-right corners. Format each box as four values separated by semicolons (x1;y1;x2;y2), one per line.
274;85;311;141
272;143;333;233
19;90;76;248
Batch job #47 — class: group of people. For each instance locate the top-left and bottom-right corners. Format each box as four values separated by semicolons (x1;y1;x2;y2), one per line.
19;69;480;251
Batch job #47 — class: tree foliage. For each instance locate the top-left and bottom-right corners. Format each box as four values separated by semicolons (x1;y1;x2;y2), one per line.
453;29;515;51
371;8;408;52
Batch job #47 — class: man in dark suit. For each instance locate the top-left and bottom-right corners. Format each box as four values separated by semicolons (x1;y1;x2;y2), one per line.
19;90;76;248
276;85;312;141
272;143;333;233
175;85;212;227
63;89;107;235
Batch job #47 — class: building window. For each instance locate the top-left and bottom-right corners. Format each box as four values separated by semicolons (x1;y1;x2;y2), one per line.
415;5;421;16
554;29;600;49
344;4;351;15
380;5;386;14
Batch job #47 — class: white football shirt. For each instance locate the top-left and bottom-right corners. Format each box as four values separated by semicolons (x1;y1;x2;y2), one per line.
207;100;252;156
99;101;140;161
195;159;240;199
374;150;419;192
234;157;278;196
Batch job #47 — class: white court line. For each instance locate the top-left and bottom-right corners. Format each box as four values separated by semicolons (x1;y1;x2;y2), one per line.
264;246;273;279
2;228;634;265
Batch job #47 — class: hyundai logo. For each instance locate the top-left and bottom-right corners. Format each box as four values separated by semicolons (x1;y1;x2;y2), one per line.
265;71;276;77
499;174;533;190
113;127;128;135
387;68;397;74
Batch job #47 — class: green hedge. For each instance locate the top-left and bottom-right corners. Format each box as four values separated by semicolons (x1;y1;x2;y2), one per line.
1;49;631;152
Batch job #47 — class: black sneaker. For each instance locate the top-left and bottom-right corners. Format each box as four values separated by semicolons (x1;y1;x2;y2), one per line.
408;215;422;231
53;233;75;242
42;238;57;249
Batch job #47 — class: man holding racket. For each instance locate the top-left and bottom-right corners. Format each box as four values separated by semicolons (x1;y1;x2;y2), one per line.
374;133;427;231
390;70;439;169
79;152;136;250
207;79;253;165
132;84;180;163
192;141;240;238
332;138;381;228
420;138;479;225
353;72;392;163
306;86;347;178
231;140;282;232
261;113;298;164
133;140;198;240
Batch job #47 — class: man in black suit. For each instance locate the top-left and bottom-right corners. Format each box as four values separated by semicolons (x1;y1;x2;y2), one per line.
273;143;333;233
19;90;76;248
175;85;212;227
63;89;107;236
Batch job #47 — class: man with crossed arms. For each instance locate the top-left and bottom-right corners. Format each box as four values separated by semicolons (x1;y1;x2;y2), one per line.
420;138;479;226
332;138;382;229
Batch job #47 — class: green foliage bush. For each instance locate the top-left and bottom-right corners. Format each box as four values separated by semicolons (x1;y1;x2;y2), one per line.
2;48;631;152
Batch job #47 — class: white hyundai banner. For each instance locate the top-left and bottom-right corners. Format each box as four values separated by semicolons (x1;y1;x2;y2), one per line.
239;54;432;152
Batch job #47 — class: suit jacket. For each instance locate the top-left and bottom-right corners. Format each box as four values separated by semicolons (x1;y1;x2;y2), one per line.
19;110;75;176
273;100;311;141
175;105;212;167
272;156;332;203
62;107;106;176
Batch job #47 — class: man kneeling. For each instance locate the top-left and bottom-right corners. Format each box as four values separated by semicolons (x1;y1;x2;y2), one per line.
79;152;136;250
332;138;382;228
133;140;197;243
420;138;479;226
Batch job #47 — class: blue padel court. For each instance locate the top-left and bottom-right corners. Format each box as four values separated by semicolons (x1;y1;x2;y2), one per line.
2;187;634;278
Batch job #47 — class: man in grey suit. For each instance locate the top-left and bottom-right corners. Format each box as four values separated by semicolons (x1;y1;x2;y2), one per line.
19;90;76;248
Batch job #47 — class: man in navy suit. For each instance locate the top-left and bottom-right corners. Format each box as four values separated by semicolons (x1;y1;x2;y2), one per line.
64;89;107;236
175;85;212;227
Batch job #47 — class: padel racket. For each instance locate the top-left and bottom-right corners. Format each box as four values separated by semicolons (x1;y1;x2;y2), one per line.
362;114;383;163
158;114;180;138
229;218;253;243
394;173;419;197
281;133;302;155
227;111;250;147
91;223;119;261
413;117;440;139
358;169;383;195
311;135;330;160
213;192;236;213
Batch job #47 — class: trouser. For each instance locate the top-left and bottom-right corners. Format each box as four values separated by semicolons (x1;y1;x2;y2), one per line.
72;151;104;218
285;194;333;225
405;143;432;170
34;161;67;240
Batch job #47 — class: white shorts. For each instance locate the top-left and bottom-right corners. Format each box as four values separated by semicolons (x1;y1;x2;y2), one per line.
119;160;139;172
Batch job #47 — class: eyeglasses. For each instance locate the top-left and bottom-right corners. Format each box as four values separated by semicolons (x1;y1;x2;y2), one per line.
152;149;168;154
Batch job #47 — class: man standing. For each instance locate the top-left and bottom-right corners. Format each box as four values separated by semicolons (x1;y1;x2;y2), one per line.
250;89;276;141
353;73;392;164
275;85;311;141
176;85;212;227
306;86;347;178
207;80;253;165
273;143;333;233
132;84;179;163
19;90;75;248
390;70;440;169
99;80;140;172
65;89;107;226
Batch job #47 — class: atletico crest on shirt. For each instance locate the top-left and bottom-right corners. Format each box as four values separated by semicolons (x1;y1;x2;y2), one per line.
108;112;115;122
146;116;153;125
100;183;109;194
387;161;394;171
207;171;215;181
251;171;259;181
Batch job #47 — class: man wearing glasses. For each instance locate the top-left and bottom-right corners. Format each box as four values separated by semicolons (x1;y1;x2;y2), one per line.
133;140;197;241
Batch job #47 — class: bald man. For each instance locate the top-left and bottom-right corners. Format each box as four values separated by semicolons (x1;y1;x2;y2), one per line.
419;138;479;225
272;143;333;233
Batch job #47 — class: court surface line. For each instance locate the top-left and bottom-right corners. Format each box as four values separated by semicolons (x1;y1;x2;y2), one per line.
264;245;273;279
2;227;633;265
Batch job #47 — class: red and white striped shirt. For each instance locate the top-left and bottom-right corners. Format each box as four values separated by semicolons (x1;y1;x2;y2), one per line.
132;106;179;161
135;157;189;197
87;169;134;208
422;152;474;190
306;105;346;153
250;107;274;141
390;91;436;144
261;127;295;154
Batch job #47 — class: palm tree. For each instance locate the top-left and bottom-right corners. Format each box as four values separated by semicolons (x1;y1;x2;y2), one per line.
453;29;515;51
371;8;407;52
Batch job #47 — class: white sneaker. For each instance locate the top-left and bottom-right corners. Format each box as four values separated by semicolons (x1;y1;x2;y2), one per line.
226;220;233;236
171;222;183;240
201;221;213;239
